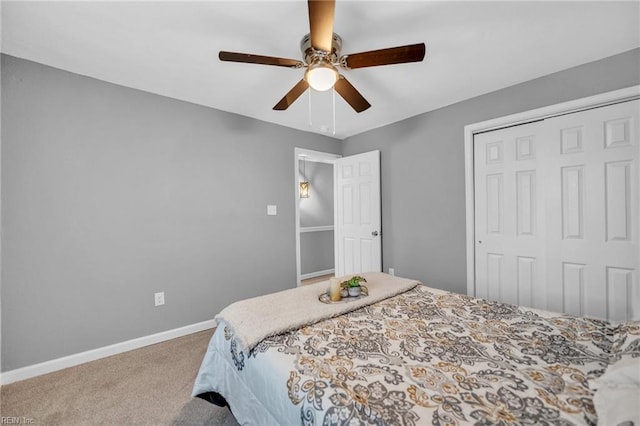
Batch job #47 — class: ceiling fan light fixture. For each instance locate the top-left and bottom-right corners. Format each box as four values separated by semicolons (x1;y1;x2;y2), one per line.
305;61;338;91
219;4;426;113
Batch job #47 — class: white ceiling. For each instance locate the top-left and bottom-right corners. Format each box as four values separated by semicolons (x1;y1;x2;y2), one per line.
2;1;639;140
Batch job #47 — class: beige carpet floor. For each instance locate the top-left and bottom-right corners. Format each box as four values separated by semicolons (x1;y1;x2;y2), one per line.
0;329;241;425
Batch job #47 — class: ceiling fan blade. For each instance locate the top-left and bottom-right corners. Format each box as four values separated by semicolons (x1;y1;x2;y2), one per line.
308;0;335;52
334;76;371;113
273;79;310;110
219;51;304;68
341;43;426;69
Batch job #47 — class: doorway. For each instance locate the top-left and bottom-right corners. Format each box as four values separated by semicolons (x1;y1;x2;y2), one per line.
295;148;341;286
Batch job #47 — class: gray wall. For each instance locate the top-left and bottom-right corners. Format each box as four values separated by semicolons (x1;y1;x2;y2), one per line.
0;55;341;371
342;48;640;294
300;231;334;275
299;161;334;275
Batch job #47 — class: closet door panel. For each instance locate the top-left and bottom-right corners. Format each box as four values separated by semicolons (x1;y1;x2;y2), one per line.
474;121;547;308
544;100;639;321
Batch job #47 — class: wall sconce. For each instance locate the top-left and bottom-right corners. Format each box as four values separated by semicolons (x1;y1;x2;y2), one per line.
299;181;309;198
300;156;310;198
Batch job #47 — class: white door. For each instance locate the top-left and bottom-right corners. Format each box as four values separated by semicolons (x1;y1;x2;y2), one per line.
334;150;382;276
474;99;639;321
474;121;548;309
543;100;639;321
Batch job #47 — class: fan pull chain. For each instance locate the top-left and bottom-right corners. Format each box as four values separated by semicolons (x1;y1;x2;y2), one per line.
307;88;335;135
332;88;336;136
308;88;313;127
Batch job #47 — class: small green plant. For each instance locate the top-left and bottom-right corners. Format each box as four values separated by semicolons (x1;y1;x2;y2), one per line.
341;275;367;288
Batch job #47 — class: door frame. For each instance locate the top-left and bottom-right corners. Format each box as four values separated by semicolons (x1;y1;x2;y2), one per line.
294;147;342;286
464;85;640;297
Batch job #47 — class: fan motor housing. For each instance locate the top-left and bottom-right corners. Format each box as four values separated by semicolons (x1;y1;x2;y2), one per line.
300;33;342;64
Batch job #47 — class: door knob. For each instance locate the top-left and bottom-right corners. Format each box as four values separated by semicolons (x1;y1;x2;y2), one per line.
371;230;379;237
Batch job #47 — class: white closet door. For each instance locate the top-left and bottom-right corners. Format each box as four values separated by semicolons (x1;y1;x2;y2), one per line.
474;121;548;309
474;99;639;321
544;100;639;321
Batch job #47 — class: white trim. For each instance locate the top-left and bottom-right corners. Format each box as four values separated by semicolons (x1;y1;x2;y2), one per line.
300;225;334;233
466;86;640;136
0;319;216;385
301;268;335;280
465;130;476;297
334;163;339;278
0;74;3;385
464;85;640;297
294;147;341;287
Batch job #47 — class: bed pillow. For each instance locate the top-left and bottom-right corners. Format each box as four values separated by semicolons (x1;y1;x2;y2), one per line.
592;321;640;426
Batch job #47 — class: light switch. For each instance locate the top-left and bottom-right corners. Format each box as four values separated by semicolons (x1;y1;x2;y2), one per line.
267;205;277;216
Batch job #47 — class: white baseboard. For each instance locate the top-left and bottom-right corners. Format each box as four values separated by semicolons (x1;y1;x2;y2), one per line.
301;268;335;280
0;319;217;385
300;269;336;280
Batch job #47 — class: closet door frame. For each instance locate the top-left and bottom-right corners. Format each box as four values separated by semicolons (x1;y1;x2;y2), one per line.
464;85;640;299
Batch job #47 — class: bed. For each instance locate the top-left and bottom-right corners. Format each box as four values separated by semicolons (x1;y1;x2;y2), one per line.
193;273;639;425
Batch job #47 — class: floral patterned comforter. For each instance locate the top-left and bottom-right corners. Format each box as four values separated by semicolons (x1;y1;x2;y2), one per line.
193;285;639;425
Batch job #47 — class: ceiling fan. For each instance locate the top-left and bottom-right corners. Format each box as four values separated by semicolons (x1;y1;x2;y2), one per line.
218;0;426;113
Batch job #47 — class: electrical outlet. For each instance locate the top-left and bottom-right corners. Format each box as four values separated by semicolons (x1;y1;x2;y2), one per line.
154;292;165;307
389;268;395;276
